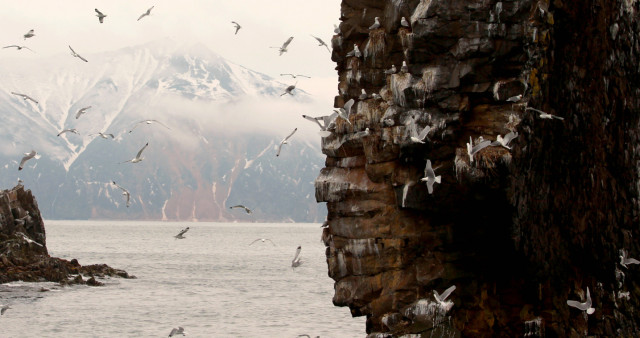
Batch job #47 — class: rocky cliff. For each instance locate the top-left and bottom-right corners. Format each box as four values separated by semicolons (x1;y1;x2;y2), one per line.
0;185;132;285
317;0;640;335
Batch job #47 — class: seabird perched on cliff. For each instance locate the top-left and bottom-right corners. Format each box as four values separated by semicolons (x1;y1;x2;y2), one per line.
466;136;492;163
57;128;79;137
68;45;88;62
229;205;252;214
95;8;107;23
311;35;330;52
567;287;595;315
249;238;275;246
401;17;410;28
18;150;38;171
280;82;297;96
280;74;310;79
168;327;185;336
23;29;35;40
3;45;34;52
112;181;131;207
334;24;341;34
620;249;640;268
345;44;362;58
420;160;441;194
90;132;115;139
174;227;189;240
401;61;409;73
75;106;92;119
276;128;297;157
525;107;564;120
506;94;523;102
384;64;397;75
1;304;11;315
291;245;303;268
302;113;337;137
490;131;518;149
17;232;43;247
433;285;456;305
137;6;154;21
369;17;381;30
359;89;368;100
270;36;294;56
129;119;171;133
120;142;149;164
11;91;38;104
231;21;242;34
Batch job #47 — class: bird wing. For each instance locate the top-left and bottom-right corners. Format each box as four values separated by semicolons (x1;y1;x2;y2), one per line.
169;328;178;337
425;160;435;178
292;246;302;262
249;239;261;246
283;128;298;142
112;181;126;192
302;115;324;129
471;140;492;155
135;142;149;159
95;8;104;16
19;151;36;169
296;75;311;78
68;45;76;55
567;300;587;310
503;131;518;145
440;285;456;301
627;257;640;264
149;119;171;129
281;36;294;49
266;239;276;246
343;99;355;116
3;45;19;49
418;125;432;139
276;142;285;157
432;290;442;302
25;95;38;104
177;227;189;236
78;54;88;62
137;13;147;21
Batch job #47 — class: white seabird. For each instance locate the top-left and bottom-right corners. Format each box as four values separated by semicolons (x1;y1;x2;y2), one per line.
491;131;519;149
120;142;149;164
401;17;410;28
75;106;92;119
345;44;362;58
3;45;34;52
384;64;397;75
333;98;355;125
567;287;595;315
466;136;492;163
291;245;303;268
401;61;409;73
270;36;294;56
11;91;38;104
408;119;432;144
433;285;456;305
95;8;107;23
620;249;640;268
506;94;522;102
229;205;252;214
57;128;79;137
369;17;381;30
168;326;185;336
334;24;341;34
112;181;131;207
173;227;189;240
525;107;564;120
302;113;337;137
137;6;154;21
68;45;88;62
18;150;38;171
276;128;297;157
311;35;331;52
90;132;115;139
280;73;310;79
231;21;242;34
23;29;35;40
280;82;297;96
129;119;171;133
249;238;276;246
359;89;367;100
420;159;441;194
17;232;43;247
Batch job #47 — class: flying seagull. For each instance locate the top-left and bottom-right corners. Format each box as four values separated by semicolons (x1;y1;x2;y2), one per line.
567;287;595;315
1;304;11;315
345;44;362;58
276;128;297;157
280;74;310;79
23;29;35;40
168;327;185;336
137;6;154;21
229;205;252;214
68;45;88;62
302;113;337;137
57;128;79;137
620;249;640;268
95;8;107;23
433;285;456;305
525;107;564;120
270;36;294;56
249;238;276;246
291;245;303;268
401;17;410;28
369;17;381;30
11;92;38;104
420;159;441;194
75;106;92;119
3;45;34;52
466;136;492;163
491;131;518;149
121;142;149;163
384;64;397;75
18;150;38;171
174;227;189;240
408;119;432;144
280;82;297;96
231;21;242;34
333;98;355;125
112;181;131;207
90;132;115;139
129;119;171;133
311;35;330;52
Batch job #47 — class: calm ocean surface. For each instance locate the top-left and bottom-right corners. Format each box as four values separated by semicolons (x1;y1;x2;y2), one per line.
0;221;364;337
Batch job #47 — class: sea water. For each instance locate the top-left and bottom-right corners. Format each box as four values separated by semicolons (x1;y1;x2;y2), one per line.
0;221;364;337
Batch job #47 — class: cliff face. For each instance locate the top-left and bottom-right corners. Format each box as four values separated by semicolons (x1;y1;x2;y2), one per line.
0;185;132;285
317;0;640;335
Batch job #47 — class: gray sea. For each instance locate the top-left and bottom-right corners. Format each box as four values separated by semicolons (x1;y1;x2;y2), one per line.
0;221;364;337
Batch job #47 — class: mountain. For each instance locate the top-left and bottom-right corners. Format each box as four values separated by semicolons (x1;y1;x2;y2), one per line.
0;40;326;222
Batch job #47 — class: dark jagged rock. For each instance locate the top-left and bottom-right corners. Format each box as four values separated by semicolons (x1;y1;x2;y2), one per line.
319;0;640;336
0;185;134;286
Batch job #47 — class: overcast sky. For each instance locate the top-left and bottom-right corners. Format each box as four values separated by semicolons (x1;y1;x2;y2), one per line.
0;0;342;102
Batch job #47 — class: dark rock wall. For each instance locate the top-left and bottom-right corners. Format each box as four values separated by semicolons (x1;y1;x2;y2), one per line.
317;0;640;335
0;184;48;256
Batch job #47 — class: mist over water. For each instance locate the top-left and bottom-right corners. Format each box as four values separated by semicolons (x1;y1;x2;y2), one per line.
0;221;364;337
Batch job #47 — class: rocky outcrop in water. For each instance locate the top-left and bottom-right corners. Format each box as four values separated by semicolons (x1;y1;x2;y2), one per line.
317;0;640;335
0;185;132;285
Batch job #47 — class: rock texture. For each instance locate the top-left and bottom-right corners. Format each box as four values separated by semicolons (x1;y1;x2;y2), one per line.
0;185;132;285
318;0;640;335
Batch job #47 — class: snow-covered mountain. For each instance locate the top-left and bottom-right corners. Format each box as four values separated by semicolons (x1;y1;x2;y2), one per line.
0;40;325;222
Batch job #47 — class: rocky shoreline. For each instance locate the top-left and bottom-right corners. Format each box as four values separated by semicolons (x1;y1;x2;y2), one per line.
0;185;133;286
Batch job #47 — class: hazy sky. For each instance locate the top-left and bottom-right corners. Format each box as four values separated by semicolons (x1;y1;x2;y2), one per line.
0;0;342;101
